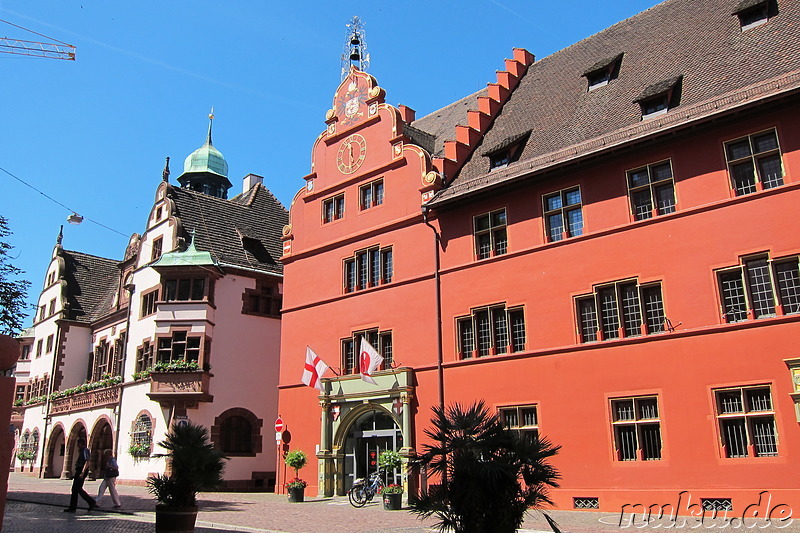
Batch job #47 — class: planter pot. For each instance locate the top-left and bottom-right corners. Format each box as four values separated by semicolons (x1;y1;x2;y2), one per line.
383;492;403;510
288;486;305;502
155;504;198;533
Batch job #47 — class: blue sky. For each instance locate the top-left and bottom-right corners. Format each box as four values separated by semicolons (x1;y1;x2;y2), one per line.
1;0;658;324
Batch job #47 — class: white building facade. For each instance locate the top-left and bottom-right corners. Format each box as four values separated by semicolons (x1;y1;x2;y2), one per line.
12;124;288;490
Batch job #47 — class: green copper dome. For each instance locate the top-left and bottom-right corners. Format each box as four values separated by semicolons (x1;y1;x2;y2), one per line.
183;139;228;178
176;112;233;199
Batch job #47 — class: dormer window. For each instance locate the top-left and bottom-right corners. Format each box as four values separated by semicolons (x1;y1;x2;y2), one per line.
734;0;777;31
635;76;682;120
483;131;530;171
490;151;511;170
583;53;623;91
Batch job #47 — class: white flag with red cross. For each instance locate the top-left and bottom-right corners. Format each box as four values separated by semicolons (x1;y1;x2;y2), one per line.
359;338;383;385
302;346;329;391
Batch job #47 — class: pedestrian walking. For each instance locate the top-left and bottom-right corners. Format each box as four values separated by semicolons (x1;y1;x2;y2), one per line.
96;449;122;508
63;437;96;512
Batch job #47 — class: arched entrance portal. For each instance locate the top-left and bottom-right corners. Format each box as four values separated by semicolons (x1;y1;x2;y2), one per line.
342;409;402;492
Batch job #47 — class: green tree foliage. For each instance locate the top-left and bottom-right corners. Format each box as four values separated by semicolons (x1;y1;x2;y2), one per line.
0;217;30;336
409;400;561;533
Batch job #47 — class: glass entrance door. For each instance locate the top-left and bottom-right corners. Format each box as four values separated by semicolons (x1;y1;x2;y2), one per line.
343;410;402;491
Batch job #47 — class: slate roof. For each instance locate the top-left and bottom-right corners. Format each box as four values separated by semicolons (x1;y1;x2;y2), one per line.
167;183;288;276
60;250;120;324
429;0;800;205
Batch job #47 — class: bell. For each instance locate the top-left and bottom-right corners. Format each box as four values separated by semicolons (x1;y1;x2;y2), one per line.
349;47;360;61
350;35;360;45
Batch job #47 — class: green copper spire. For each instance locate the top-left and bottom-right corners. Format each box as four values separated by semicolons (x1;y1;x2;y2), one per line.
151;230;216;268
176;109;232;198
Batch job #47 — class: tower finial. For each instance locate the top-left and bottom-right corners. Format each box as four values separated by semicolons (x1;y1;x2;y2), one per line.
207;107;215;145
162;156;170;182
341;16;369;80
57;225;63;246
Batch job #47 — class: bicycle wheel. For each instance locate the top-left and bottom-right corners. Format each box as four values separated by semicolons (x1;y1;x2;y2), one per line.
349;486;367;507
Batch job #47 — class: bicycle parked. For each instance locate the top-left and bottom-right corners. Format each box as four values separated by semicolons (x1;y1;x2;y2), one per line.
348;469;385;507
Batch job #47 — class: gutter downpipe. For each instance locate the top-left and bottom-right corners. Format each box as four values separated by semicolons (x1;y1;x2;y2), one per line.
113;285;135;460
422;205;447;490
422;206;444;411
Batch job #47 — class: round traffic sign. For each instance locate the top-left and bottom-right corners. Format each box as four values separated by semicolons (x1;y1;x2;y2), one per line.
275;417;284;433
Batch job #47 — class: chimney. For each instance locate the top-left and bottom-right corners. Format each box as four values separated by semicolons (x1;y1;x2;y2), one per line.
243;173;264;194
398;105;416;124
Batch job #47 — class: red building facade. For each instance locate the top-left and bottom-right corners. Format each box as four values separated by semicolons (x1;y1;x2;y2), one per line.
279;0;800;515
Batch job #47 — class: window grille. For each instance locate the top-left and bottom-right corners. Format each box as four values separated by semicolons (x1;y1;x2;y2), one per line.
360;179;384;210
323;194;345;223
627;160;676;221
457;305;526;358
599;288;620;340
474;209;508;259
774;260;800;314
510;310;526;352
130;414;152;455
701;499;733;512
611;396;662;461
544;188;583;242
577;279;666;342
499;405;539;443
574;498;599;509
718;255;800;323
715;385;778;458
344;246;393;293
725;129;783;196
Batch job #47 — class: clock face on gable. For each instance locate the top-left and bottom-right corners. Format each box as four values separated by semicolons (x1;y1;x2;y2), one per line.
337;134;367;175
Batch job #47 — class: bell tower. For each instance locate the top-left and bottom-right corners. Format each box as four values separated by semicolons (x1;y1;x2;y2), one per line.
176;110;232;199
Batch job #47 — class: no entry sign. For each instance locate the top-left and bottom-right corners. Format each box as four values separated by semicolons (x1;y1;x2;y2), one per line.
275;417;284;433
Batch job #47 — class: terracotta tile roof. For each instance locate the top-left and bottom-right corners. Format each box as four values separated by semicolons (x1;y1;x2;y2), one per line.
60;250;120;324
431;0;800;205
168;183;288;275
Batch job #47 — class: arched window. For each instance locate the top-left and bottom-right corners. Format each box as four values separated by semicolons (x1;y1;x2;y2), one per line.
220;416;252;454
31;429;39;458
129;413;153;457
212;408;262;457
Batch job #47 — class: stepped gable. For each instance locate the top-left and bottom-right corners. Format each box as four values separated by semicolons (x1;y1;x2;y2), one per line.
431;0;800;205
60;250;120;323
413;48;535;181
169;183;288;275
411;88;488;158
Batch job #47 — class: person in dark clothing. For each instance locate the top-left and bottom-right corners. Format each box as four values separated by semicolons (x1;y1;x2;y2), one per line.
63;438;97;512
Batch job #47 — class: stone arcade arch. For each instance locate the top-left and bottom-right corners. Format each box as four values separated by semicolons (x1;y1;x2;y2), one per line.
63;422;87;479
88;417;114;478
44;423;66;478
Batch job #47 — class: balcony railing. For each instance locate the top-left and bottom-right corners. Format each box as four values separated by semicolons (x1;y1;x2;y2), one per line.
50;385;121;415
147;371;213;404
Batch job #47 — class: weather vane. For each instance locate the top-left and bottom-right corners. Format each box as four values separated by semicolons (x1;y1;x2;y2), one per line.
341;16;369;80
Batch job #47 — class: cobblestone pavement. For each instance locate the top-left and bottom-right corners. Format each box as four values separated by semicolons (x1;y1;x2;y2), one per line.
5;473;800;532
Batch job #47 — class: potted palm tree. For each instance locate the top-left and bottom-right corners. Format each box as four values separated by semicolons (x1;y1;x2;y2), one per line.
409;400;561;533
378;449;403;510
147;423;226;533
284;449;308;502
